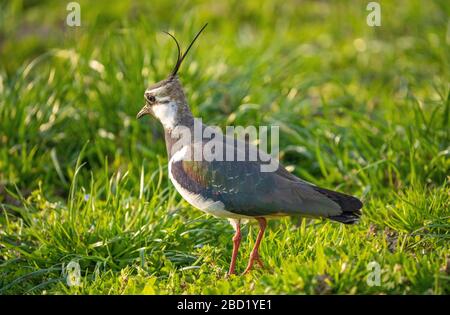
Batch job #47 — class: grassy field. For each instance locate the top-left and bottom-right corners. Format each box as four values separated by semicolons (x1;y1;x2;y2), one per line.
0;0;449;294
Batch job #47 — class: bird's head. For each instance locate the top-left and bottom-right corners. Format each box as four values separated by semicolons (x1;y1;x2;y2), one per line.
136;24;207;130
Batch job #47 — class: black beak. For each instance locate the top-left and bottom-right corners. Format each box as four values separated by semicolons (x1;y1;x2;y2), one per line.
136;105;150;119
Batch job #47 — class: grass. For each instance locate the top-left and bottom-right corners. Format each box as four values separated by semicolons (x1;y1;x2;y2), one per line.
0;0;449;294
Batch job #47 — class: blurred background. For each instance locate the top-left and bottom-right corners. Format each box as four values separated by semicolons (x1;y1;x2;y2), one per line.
0;0;449;294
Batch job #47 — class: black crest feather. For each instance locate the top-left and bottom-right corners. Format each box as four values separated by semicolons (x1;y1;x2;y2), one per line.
164;23;208;78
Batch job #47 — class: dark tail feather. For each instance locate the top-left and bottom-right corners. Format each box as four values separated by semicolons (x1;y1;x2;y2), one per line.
312;186;363;225
328;212;361;224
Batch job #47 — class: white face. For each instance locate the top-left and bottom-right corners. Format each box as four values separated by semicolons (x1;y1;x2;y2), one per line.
144;86;179;130
152;101;178;129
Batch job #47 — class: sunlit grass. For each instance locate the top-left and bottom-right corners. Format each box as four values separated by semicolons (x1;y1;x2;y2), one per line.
0;0;449;294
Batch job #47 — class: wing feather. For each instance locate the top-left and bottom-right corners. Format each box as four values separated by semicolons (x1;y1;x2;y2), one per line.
169;137;351;218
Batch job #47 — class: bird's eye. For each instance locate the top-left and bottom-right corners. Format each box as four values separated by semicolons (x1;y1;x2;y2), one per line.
146;94;156;103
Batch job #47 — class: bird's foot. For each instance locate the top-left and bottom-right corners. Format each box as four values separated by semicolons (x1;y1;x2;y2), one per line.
242;252;264;275
226;270;236;278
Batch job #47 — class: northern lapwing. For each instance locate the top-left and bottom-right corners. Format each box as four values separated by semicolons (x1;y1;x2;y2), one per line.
137;24;363;275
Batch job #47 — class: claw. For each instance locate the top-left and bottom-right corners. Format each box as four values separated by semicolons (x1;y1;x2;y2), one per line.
242;217;267;275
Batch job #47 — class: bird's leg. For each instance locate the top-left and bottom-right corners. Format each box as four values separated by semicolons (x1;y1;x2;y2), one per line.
228;221;241;276
243;217;267;274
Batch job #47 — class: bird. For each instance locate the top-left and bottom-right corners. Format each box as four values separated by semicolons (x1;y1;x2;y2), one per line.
137;24;363;276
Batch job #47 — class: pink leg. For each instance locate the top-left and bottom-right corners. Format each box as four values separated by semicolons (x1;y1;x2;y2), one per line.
243;217;267;274
228;222;241;275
